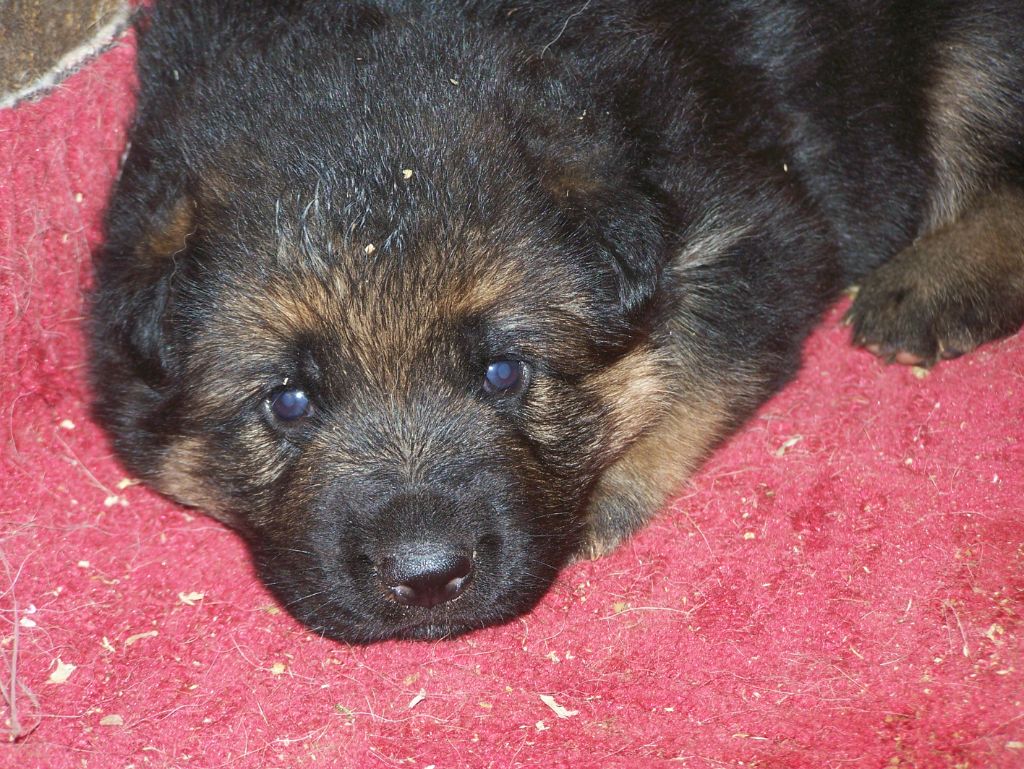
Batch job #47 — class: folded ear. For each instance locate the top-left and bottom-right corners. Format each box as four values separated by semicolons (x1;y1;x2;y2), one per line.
544;157;670;324
94;192;197;384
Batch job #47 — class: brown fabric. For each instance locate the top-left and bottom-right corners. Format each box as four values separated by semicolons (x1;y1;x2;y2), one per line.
0;0;130;107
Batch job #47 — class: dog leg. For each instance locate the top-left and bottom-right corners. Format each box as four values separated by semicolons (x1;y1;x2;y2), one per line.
580;395;730;559
848;186;1024;366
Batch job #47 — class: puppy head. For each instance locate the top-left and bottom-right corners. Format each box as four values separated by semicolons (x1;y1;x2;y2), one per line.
92;99;673;642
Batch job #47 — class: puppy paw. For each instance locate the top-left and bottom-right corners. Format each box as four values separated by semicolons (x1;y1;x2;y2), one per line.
846;261;992;366
847;188;1024;367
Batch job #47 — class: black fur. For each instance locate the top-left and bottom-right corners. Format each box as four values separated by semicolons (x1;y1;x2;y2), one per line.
91;0;1024;642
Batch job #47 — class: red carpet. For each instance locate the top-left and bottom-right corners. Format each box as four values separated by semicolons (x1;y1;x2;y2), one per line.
2;33;1022;769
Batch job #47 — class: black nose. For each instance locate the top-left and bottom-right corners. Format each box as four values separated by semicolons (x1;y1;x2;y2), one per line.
378;547;474;609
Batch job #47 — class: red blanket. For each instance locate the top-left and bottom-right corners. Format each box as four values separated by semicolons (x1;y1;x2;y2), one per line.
2;35;1022;769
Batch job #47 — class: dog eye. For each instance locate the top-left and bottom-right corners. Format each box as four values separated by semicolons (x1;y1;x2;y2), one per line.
483;359;526;395
269;388;312;421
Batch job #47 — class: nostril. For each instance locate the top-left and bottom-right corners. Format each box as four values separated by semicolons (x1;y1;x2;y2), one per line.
379;549;474;609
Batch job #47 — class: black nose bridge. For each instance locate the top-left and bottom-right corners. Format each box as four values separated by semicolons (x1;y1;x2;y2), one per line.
354;387;481;486
384;489;449;531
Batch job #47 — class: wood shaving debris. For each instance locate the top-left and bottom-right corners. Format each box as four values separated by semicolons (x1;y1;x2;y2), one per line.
59;419;76;430
125;630;159;647
546;651;561;663
77;560;90;568
1007;741;1024;750
911;366;929;379
743;532;757;540
101;637;116;653
539;694;578;719
774;435;804;458
985;623;1005;643
449;78;459;85
178;591;205;606
48;659;76;684
270;662;286;675
535;720;549;731
18;617;36;628
402;168;413;180
364;243;376;255
407;688;427;709
116;478;140;490
99;714;124;727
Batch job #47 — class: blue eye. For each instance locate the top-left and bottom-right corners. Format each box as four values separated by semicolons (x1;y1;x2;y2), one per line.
484;359;525;395
270;388;312;421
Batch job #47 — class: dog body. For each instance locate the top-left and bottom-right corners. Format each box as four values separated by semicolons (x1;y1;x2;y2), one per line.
91;0;1024;642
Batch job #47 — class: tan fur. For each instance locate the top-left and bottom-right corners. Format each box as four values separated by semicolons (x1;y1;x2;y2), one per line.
157;437;236;525
583;345;675;459
140;196;196;262
583;389;731;558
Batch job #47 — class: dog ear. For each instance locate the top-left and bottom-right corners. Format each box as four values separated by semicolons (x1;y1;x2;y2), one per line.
547;162;669;324
96;192;198;384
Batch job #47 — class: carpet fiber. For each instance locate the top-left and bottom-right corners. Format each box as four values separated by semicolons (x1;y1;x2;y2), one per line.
2;31;1022;769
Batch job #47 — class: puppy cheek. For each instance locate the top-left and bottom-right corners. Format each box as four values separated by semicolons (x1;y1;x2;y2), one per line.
156;436;238;525
583;345;675;460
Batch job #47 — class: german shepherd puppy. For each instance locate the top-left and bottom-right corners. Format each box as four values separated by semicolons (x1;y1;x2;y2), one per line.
90;1;1024;642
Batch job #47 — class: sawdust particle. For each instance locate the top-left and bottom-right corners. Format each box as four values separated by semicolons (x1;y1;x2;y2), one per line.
985;624;1005;643
100;714;124;727
125;630;158;647
407;689;427;709
539;694;578;719
774;435;804;458
270;662;286;675
59;419;76;430
47;659;76;684
178;591;205;606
